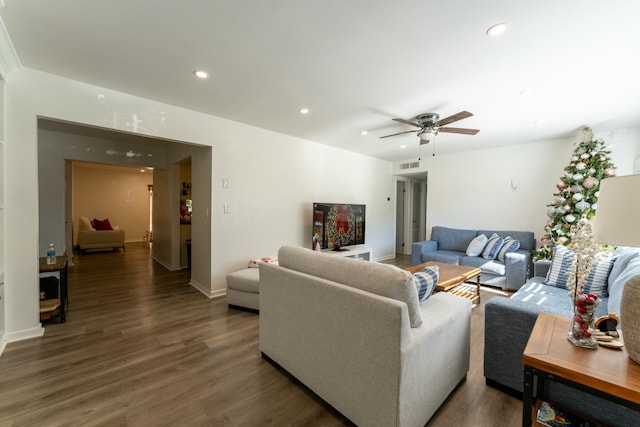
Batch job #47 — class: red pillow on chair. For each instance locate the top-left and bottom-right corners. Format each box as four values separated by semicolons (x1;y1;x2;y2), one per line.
93;218;113;230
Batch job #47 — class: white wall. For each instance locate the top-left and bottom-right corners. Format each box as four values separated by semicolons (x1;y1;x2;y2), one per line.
394;128;640;241
2;68;395;341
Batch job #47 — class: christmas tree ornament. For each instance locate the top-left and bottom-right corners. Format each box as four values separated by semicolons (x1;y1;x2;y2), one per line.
583;177;599;189
576;201;590;211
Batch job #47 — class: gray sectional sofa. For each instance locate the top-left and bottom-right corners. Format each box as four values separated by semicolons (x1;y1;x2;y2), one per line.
411;226;536;290
484;246;640;427
260;246;471;427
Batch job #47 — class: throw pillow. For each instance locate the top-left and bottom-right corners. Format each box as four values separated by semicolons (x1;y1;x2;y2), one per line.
545;246;576;289
466;234;488;256
93;218;113;230
78;216;95;231
497;236;521;262
248;257;279;268
583;251;615;297
482;233;505;260
414;265;439;302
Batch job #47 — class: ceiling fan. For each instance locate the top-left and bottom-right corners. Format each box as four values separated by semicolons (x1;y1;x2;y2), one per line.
380;111;479;144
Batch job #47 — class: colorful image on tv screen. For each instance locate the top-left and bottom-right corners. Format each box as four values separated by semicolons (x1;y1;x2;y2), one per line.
313;203;365;250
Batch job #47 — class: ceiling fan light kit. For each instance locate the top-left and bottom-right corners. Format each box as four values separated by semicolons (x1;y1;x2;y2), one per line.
380;110;480;145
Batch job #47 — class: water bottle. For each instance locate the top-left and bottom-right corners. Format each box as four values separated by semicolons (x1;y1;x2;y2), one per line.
46;243;56;265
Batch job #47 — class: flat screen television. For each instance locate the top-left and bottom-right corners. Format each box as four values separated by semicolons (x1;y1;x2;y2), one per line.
312;202;366;251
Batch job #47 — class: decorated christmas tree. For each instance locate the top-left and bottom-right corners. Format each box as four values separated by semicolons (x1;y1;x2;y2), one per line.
533;128;616;260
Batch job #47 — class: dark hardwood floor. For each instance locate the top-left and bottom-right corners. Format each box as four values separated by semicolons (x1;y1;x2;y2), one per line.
0;246;521;426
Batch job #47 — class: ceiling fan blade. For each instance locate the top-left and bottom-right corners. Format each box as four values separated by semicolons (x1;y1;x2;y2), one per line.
438;127;480;135
435;111;473;127
379;129;420;139
392;118;422;128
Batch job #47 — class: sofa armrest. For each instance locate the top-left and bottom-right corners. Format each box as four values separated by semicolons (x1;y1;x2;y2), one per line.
411;240;438;265
484;296;545;392
503;252;527;291
534;259;552;278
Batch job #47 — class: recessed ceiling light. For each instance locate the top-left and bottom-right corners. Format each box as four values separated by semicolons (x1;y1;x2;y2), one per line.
520;89;535;96
193;70;209;79
400;145;407;149
486;22;509;36
360;130;368;135
299;108;309;114
534;119;546;125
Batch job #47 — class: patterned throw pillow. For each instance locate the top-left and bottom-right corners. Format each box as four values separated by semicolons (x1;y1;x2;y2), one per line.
414;265;439;302
583;251;615;297
466;234;488;256
482;233;505;260
248;257;279;268
497;236;521;262
545;246;576;289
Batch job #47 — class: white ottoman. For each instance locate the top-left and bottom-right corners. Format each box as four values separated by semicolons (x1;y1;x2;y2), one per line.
226;268;260;312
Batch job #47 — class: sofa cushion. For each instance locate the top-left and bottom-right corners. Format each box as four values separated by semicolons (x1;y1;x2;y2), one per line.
482;233;504;260
421;250;464;265
431;226;477;252
608;257;640;320
466;234;488;256
93;218;113;230
497;236;520;262
583;251;615;297
278;246;424;327
545;246;576;289
413;265;439;302
608;247;640;287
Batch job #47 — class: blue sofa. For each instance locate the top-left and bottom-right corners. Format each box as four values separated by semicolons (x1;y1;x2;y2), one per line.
484;246;640;427
411;226;536;291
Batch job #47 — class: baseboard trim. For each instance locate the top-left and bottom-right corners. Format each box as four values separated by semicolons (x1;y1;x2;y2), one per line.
4;325;45;344
189;279;226;300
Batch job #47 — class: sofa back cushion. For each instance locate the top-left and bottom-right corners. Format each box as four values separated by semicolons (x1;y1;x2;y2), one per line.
608;247;640;287
607;256;640;320
430;226;477;252
278;246;423;327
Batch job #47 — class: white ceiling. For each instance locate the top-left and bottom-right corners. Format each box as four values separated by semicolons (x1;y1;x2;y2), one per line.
2;0;640;161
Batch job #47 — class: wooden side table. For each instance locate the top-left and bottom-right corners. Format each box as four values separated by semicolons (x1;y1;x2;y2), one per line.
522;312;640;426
39;255;68;322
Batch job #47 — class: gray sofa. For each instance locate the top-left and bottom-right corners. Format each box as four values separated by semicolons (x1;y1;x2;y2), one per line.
411;226;535;290
484;246;640;427
259;246;471;427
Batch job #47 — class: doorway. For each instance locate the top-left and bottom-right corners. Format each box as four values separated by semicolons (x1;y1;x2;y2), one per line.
395;173;428;255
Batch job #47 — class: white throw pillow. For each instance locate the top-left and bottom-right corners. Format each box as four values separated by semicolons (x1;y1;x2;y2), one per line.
466;234;488;256
78;216;95;231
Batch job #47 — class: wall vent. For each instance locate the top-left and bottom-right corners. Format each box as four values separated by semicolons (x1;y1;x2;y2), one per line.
399;161;420;170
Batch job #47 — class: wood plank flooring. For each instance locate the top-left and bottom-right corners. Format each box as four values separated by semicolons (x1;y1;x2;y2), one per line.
0;246;521;426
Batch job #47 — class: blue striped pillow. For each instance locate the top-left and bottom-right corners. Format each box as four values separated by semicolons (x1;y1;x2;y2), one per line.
583;252;615;297
482;233;505;260
497;236;521;262
545;246;576;289
414;265;439;302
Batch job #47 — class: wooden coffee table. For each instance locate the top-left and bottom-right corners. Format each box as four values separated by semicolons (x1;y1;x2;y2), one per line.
406;261;482;305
